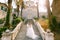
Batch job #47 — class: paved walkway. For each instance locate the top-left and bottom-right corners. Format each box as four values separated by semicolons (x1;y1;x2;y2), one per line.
24;24;43;40
15;23;27;40
15;21;43;40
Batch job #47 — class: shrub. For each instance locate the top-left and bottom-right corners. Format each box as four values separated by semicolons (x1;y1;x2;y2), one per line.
12;17;24;29
13;14;17;19
0;27;7;38
49;16;60;32
56;22;60;33
49;16;57;31
0;18;5;24
34;17;39;20
52;16;57;26
15;18;21;23
49;24;55;31
21;18;24;21
42;15;46;19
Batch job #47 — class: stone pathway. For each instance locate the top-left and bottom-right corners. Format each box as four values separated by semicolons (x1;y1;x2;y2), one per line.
15;23;27;40
15;22;43;40
24;24;43;40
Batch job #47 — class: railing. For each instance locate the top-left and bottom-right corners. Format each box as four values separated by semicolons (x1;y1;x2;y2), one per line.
11;22;23;40
1;19;54;40
1;22;23;40
33;19;54;40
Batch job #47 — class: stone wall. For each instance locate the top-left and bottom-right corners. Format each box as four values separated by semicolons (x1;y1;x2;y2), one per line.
33;19;54;40
52;0;60;22
1;22;23;40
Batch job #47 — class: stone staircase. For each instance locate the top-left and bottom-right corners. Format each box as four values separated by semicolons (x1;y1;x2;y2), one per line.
15;20;43;40
15;23;27;40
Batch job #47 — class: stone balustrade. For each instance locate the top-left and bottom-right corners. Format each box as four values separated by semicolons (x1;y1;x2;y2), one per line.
33;19;54;40
11;22;23;40
1;19;54;40
1;22;23;40
45;29;54;40
1;30;12;40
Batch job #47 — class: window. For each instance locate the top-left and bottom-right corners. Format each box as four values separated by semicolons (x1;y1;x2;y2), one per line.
1;6;3;10
1;6;7;12
4;7;7;12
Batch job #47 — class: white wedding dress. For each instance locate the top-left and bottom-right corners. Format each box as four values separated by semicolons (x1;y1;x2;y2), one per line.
26;24;39;39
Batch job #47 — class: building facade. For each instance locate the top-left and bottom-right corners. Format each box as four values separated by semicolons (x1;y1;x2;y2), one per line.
0;3;7;19
22;0;38;19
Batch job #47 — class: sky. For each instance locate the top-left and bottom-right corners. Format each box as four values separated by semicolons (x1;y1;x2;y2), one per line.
0;0;53;12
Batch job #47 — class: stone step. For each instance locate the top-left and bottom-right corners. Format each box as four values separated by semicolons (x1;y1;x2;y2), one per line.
15;21;43;40
15;23;27;40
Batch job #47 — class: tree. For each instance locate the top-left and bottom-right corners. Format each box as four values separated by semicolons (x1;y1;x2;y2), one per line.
17;4;19;17
36;2;39;18
15;0;25;18
21;1;25;18
46;0;52;25
4;0;12;29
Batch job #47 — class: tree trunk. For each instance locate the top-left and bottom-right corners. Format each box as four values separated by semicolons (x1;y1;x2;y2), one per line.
21;2;24;18
21;6;22;18
46;0;51;24
37;3;39;18
4;0;12;28
17;5;19;17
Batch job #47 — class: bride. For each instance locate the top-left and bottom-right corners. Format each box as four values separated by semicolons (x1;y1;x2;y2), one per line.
26;22;39;39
